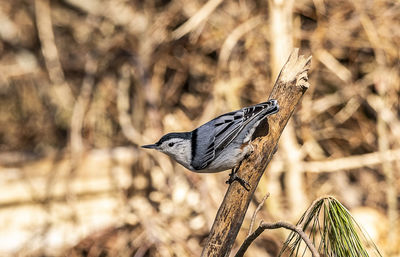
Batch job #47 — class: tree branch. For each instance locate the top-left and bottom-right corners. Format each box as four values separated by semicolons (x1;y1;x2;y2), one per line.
235;221;320;257
200;48;312;257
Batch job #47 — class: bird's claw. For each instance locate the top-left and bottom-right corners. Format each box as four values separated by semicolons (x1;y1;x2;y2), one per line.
226;171;250;191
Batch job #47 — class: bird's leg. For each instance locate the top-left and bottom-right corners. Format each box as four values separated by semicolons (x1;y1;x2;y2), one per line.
226;161;250;191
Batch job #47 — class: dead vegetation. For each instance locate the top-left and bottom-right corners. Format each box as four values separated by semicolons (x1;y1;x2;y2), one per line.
0;0;399;256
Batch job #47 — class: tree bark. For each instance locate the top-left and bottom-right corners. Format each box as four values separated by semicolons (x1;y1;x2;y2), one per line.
200;48;312;257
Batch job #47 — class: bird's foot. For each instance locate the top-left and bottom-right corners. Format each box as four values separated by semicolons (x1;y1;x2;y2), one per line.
226;169;250;191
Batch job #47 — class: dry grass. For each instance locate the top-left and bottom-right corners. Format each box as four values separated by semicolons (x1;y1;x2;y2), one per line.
0;0;399;256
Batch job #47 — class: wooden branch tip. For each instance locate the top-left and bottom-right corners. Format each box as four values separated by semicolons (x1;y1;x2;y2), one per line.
280;48;312;89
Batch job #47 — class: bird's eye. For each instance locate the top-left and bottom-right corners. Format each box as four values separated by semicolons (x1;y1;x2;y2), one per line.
168;142;175;147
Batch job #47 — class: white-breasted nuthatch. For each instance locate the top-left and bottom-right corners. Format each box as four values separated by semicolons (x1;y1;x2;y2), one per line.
142;99;279;189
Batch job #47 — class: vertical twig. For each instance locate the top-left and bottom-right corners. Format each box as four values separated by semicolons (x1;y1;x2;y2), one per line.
35;0;74;117
117;64;144;146
70;55;97;162
248;192;270;236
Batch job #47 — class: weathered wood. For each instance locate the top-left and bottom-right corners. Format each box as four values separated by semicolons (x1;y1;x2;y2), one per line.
201;48;312;257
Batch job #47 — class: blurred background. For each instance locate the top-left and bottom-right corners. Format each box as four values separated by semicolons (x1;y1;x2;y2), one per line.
0;0;399;256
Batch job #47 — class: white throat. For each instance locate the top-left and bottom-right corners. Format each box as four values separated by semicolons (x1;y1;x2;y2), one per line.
166;141;192;170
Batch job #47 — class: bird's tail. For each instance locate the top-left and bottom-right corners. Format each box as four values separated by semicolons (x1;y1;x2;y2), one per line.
244;99;279;120
260;99;279;116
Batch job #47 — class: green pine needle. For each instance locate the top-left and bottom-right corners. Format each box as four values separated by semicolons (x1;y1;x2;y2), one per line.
279;196;383;257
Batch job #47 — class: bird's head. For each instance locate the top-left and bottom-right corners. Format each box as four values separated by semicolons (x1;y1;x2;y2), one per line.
141;132;192;167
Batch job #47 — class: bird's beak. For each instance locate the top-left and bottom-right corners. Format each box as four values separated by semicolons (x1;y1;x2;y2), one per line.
141;144;158;149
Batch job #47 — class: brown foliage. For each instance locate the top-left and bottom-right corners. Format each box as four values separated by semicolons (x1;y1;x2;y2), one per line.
0;0;399;256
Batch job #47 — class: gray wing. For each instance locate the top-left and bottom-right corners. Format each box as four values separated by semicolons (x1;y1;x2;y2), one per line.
190;100;278;170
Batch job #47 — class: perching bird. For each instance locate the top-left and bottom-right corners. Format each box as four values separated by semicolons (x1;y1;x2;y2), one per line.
142;99;279;189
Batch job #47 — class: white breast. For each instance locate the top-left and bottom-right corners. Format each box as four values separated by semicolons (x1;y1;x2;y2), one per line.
195;142;251;173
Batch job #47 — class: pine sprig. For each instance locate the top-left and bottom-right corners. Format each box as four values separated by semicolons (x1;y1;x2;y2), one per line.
279;196;383;257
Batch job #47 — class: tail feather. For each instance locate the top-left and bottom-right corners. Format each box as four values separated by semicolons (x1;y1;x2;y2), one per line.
244;99;279;120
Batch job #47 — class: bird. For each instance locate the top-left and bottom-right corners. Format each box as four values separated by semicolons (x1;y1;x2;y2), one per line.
142;99;279;189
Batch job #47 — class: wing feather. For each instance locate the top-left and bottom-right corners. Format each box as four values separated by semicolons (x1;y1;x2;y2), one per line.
190;100;278;170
